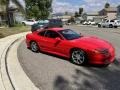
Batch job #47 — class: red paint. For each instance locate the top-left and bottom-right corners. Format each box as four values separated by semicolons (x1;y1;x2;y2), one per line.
26;28;115;65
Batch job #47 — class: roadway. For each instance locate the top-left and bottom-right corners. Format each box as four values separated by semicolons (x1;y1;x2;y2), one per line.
18;25;120;90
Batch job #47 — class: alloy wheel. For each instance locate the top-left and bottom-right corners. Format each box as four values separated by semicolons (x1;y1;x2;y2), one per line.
71;50;86;65
30;41;39;52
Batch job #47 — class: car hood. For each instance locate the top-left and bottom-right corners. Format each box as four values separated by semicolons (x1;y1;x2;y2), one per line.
70;36;112;50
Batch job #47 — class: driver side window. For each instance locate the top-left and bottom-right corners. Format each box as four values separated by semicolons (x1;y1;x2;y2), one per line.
39;30;46;36
45;30;61;39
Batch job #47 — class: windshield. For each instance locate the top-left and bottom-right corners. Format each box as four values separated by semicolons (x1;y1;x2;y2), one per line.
59;29;81;40
38;20;49;25
38;23;48;26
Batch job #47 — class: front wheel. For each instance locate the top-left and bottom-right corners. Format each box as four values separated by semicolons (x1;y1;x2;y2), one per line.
30;41;39;52
109;24;113;28
71;49;87;65
98;24;101;28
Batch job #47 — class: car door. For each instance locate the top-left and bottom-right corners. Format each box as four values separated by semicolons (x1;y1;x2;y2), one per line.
103;20;107;27
38;30;62;52
45;30;70;56
37;30;47;50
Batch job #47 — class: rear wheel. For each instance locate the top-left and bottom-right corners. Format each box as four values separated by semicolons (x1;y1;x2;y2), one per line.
71;49;87;65
30;41;39;52
114;26;118;28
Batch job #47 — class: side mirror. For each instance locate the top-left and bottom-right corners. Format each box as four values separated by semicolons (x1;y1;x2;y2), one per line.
55;37;61;41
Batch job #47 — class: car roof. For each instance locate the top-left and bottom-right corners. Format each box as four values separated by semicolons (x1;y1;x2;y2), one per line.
47;27;64;31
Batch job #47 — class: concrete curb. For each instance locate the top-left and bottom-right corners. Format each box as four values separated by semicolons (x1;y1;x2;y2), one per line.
0;32;39;90
0;38;14;90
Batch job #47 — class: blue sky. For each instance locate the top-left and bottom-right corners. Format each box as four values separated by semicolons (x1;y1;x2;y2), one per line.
52;0;120;13
15;0;120;13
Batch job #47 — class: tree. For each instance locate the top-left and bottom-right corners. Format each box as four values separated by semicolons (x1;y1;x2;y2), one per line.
69;16;75;23
79;8;83;16
65;11;68;15
117;5;120;16
0;0;25;27
25;0;52;20
74;11;79;17
82;13;87;21
105;3;110;8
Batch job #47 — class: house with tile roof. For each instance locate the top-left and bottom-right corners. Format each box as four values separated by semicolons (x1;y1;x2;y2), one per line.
0;5;25;26
99;7;117;20
87;12;99;21
117;5;120;20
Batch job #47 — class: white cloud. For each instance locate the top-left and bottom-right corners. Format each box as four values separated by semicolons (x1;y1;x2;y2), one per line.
52;0;105;13
52;0;79;13
53;0;120;13
89;3;102;7
84;0;107;3
83;0;108;12
10;0;25;9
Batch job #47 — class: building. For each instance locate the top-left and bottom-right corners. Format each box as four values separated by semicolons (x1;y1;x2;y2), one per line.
14;12;25;23
0;6;25;26
117;5;120;20
74;17;84;24
0;5;6;25
87;12;99;21
93;16;107;23
99;7;117;20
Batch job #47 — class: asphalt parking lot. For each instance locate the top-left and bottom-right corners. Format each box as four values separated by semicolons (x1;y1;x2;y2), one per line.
18;25;120;90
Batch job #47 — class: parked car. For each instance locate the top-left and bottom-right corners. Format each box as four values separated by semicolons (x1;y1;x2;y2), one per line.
83;21;96;25
48;19;63;28
31;19;63;32
89;21;96;25
66;22;71;25
83;21;89;25
114;20;120;27
98;20;119;28
22;19;37;26
26;27;115;66
31;20;49;32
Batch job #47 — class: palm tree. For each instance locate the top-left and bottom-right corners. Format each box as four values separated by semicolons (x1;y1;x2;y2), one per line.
105;2;110;8
0;0;25;27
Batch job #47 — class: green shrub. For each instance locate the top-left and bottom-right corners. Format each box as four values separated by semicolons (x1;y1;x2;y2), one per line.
14;23;24;27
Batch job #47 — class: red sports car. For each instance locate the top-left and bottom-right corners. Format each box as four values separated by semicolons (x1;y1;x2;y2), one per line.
26;28;115;66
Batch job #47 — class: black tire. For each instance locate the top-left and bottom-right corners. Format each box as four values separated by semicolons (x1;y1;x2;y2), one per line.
70;49;87;65
109;24;113;28
98;24;101;28
102;64;109;67
114;26;118;28
103;26;105;28
22;22;26;26
30;41;39;52
60;25;63;27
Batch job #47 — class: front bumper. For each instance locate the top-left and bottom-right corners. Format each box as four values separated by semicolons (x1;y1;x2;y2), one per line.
88;47;115;65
